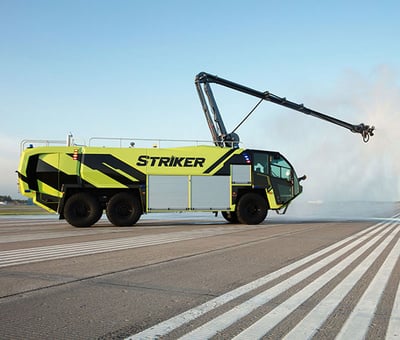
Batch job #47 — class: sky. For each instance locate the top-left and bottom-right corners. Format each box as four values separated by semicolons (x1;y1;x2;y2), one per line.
1;0;399;202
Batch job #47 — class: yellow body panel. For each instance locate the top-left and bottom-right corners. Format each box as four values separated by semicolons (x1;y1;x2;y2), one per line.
80;145;240;176
18;144;296;216
80;165;129;188
266;190;280;209
18;146;77;196
59;150;81;175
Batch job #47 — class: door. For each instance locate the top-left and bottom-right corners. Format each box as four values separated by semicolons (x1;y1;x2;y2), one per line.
252;151;301;205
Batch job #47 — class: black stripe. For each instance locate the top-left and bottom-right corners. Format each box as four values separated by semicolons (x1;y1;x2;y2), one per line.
36;159;59;189
203;149;236;174
35;192;60;212
36;159;81;191
81;154;146;186
22;157;81;192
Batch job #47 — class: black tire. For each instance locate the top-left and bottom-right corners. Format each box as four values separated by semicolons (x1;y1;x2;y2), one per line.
236;193;268;225
222;211;239;224
64;192;103;227
106;192;142;226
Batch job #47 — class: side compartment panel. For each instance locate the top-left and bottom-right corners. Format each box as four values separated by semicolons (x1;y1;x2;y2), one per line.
148;176;189;210
231;164;251;184
191;176;230;209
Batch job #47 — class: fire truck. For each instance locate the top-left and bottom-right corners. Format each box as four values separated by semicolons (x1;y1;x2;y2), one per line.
17;72;374;227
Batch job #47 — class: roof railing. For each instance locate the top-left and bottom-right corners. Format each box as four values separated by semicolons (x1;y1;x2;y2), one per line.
88;136;240;148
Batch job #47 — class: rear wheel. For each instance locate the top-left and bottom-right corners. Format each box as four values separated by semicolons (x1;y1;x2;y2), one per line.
64;192;103;227
106;192;142;226
236;193;268;225
222;211;239;224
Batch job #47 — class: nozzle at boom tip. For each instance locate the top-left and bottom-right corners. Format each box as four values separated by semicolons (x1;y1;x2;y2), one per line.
353;123;375;143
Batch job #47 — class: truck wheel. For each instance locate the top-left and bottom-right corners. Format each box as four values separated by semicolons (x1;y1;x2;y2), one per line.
222;211;239;224
236;193;268;225
64;193;103;227
106;192;142;226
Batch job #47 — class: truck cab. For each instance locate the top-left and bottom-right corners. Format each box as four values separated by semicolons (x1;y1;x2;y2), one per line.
251;150;302;205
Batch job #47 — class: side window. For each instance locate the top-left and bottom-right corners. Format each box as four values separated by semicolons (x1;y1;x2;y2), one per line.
270;155;292;180
253;152;269;175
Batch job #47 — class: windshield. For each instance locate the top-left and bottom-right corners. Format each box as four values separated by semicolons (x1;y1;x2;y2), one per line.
252;152;293;179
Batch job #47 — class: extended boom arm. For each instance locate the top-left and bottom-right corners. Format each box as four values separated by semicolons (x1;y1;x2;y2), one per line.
195;72;375;147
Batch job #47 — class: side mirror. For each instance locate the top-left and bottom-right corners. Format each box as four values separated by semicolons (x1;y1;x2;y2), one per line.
298;175;307;182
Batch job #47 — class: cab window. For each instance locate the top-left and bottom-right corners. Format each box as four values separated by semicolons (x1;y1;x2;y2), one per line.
270;155;292;180
253;152;269;175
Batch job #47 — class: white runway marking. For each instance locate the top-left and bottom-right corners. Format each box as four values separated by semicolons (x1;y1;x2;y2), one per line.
0;225;259;268
128;213;400;340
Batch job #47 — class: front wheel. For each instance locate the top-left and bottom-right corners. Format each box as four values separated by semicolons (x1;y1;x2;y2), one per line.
236;193;268;225
106;192;142;226
64;193;103;227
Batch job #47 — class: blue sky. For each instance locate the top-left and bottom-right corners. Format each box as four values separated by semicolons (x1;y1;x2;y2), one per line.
1;0;399;201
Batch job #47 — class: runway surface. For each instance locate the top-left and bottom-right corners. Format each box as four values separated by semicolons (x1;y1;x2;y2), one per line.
0;201;399;339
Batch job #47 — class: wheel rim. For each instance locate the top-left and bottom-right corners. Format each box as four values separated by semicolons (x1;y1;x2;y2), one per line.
64;193;102;227
237;193;267;225
116;203;132;217
247;201;260;216
106;192;141;226
74;202;90;217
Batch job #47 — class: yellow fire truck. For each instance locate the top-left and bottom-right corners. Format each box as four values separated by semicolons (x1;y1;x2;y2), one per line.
17;72;374;227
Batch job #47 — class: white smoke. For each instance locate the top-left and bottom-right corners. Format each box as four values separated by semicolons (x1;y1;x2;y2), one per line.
248;65;400;202
296;65;400;202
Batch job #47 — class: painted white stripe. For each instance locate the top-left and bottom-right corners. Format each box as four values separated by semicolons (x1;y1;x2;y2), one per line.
0;226;259;268
336;232;400;340
386;270;400;339
127;220;388;340
180;222;396;340
0;236;199;267
285;224;400;339
234;223;399;339
0;228;139;243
